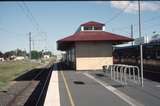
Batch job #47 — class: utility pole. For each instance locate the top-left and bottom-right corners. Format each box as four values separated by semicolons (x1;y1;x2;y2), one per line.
138;0;144;87
44;32;47;52
29;32;31;59
41;32;47;52
131;24;133;45
32;39;35;50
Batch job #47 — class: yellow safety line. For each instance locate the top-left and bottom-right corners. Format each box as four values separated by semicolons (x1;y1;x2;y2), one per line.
60;71;75;106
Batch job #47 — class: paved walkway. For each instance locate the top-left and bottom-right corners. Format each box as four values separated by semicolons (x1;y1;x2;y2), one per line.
89;71;160;106
44;63;160;106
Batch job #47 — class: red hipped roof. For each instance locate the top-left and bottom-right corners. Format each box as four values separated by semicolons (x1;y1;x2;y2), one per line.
80;21;105;27
58;31;132;42
57;31;133;50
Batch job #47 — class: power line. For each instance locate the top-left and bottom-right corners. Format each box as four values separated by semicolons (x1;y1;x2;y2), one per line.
17;2;36;31
0;26;25;36
111;25;130;32
130;14;160;29
17;2;48;51
106;3;130;24
110;14;160;34
105;2;131;34
109;5;160;32
143;22;160;30
22;2;41;32
132;15;160;28
22;2;48;51
17;2;42;32
143;15;160;24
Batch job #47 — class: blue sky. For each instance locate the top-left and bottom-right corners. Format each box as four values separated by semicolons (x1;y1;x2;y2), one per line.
0;1;160;54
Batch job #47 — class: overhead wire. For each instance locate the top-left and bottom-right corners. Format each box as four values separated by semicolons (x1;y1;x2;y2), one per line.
109;1;160;33
106;3;131;24
17;2;48;51
0;26;26;36
110;14;160;34
22;2;41;32
106;2;131;37
17;2;37;32
22;2;48;51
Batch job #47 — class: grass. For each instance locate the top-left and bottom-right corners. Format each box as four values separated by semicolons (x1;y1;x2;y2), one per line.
0;60;42;90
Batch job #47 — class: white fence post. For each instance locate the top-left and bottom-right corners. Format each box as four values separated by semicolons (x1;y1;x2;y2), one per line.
104;64;141;87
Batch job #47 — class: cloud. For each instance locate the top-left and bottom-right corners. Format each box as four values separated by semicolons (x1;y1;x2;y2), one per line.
91;1;109;5
110;1;160;13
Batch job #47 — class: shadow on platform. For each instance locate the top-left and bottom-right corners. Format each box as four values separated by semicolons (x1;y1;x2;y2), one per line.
56;62;75;71
13;64;54;106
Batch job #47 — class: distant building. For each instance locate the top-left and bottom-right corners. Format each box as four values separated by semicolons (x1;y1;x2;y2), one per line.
57;21;133;71
43;55;50;59
150;33;160;44
134;36;149;45
14;56;25;60
0;57;5;62
56;53;63;62
10;55;16;60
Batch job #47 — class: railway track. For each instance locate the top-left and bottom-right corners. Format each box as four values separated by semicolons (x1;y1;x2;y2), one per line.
6;61;54;106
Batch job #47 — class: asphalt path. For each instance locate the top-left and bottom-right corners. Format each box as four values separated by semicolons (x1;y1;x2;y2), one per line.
58;71;130;106
44;62;160;106
89;71;160;106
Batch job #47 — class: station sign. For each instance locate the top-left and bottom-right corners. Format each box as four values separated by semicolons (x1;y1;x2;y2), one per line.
134;36;148;45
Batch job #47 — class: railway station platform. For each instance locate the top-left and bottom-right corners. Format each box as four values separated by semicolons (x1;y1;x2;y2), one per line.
44;66;160;106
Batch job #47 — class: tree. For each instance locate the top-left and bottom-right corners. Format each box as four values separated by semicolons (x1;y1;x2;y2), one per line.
16;49;27;56
0;51;3;58
43;51;52;56
31;50;42;59
4;51;16;59
38;51;43;58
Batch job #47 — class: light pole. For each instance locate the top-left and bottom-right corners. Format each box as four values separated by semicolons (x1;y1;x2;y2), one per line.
138;0;144;87
131;24;133;46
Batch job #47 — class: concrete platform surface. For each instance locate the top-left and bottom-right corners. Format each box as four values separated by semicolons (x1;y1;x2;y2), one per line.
89;71;160;106
45;70;160;105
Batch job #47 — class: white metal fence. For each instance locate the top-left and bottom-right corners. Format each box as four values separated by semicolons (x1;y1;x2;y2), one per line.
103;64;142;86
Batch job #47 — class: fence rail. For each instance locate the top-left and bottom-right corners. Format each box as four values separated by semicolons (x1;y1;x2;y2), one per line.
103;64;142;86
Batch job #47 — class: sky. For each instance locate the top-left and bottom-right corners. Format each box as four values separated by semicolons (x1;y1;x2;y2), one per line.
0;1;160;54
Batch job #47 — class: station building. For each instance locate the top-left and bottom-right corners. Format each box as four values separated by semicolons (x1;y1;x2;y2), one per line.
57;21;133;71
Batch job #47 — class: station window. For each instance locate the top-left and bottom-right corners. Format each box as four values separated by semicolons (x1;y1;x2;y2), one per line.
83;26;103;31
94;26;102;30
84;26;92;30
